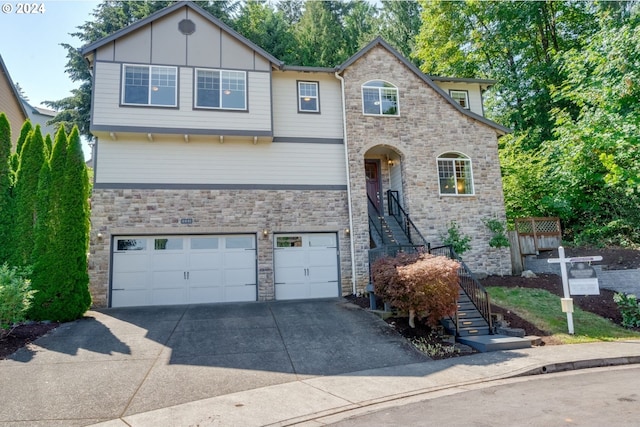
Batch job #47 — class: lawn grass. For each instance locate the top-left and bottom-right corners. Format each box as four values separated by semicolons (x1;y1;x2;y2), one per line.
487;286;640;344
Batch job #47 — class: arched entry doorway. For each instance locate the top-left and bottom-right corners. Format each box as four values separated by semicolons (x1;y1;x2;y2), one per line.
363;146;403;216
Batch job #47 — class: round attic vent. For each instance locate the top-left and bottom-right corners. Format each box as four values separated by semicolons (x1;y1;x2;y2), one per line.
178;19;196;35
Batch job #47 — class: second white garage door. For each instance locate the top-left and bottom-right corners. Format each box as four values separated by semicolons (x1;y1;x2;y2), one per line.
274;233;340;300
111;235;257;307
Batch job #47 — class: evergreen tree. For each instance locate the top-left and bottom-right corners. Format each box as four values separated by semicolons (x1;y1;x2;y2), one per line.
12;125;45;266
0;114;13;264
293;1;349;66
29;127;91;321
10;120;33;183
379;0;422;64
234;0;297;62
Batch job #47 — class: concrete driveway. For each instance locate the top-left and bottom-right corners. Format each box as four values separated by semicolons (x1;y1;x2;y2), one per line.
0;299;428;426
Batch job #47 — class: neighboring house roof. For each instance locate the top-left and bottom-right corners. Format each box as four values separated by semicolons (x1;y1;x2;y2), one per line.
81;1;283;67
337;37;510;136
0;53;29;124
21;98;57;136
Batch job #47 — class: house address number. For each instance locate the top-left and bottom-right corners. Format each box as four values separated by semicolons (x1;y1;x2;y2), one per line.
180;218;193;224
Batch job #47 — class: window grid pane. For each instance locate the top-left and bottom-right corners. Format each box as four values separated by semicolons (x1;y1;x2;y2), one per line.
221;71;246;109
362;82;399;116
363;87;381;114
197;70;220;108
124;66;149;105
150;67;176;106
380;88;398;115
438;157;473;195
299;82;318;112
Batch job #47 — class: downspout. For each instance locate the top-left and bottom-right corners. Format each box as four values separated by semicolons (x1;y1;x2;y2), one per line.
335;71;357;295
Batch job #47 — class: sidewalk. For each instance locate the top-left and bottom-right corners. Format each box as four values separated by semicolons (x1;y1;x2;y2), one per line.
90;340;640;427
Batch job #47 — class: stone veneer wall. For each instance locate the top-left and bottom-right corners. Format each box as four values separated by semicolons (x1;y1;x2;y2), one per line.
342;45;512;290
89;188;352;308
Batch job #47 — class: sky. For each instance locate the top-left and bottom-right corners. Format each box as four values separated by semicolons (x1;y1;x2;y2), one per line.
1;1;100;157
1;0;99;108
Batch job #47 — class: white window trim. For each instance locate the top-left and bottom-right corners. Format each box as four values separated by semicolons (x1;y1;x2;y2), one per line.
437;152;475;196
297;81;320;113
121;64;178;107
194;68;247;111
361;80;400;116
449;90;470;110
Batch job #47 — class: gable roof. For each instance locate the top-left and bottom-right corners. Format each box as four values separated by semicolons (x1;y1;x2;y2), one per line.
81;1;283;67
337;37;510;136
0;54;29;120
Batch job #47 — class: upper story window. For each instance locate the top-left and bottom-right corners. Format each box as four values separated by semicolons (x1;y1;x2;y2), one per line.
449;90;469;109
123;65;177;107
196;69;246;110
298;81;319;113
437;152;474;196
362;80;399;116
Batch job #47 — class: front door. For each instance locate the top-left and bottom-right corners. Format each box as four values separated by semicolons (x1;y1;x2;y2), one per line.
365;160;381;212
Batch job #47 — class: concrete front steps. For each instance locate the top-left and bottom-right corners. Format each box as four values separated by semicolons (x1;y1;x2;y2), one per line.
458;334;534;353
443;288;534;353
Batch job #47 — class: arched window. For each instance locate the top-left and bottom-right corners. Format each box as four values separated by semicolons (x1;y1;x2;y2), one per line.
437;152;474;195
362;80;399;116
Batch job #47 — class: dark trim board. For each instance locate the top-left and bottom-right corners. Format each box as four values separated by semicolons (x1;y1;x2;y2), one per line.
91;124;273;137
272;137;343;144
93;183;348;191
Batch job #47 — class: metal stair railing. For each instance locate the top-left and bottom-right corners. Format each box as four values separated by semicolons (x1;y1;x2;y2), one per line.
387;190;429;248
368;195;394;246
429;245;493;336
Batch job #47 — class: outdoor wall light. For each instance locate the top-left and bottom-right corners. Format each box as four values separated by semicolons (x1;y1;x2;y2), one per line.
262;229;269;237
388;159;395;167
97;233;104;241
345;228;350;236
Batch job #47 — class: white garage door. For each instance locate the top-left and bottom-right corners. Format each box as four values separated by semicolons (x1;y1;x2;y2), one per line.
111;235;256;307
274;233;339;300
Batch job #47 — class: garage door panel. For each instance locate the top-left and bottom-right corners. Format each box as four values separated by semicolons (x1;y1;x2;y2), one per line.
308;266;337;282
151;253;187;270
113;252;149;272
308;282;339;299
189;286;223;304
112;290;149;307
274;233;339;300
275;283;307;300
274;250;305;267
152;288;188;305
188;269;223;286
224;285;256;302
307;250;338;267
112;271;149;290
189;252;222;269
112;234;256;307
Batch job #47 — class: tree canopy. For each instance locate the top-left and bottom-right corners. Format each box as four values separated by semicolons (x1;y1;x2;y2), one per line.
48;0;640;245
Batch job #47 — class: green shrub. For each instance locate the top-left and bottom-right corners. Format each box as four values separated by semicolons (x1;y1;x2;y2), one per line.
0;265;36;335
372;253;460;327
483;218;510;248
441;221;471;255
613;292;640;329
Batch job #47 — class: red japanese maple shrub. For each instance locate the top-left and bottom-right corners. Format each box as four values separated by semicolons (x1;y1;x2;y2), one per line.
372;253;460;327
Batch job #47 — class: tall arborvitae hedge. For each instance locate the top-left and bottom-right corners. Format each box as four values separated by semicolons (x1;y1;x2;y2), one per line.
29;127;91;321
0;114;13;264
10;121;32;184
12;125;45;267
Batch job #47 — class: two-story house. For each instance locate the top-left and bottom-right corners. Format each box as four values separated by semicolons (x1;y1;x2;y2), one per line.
82;1;510;308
